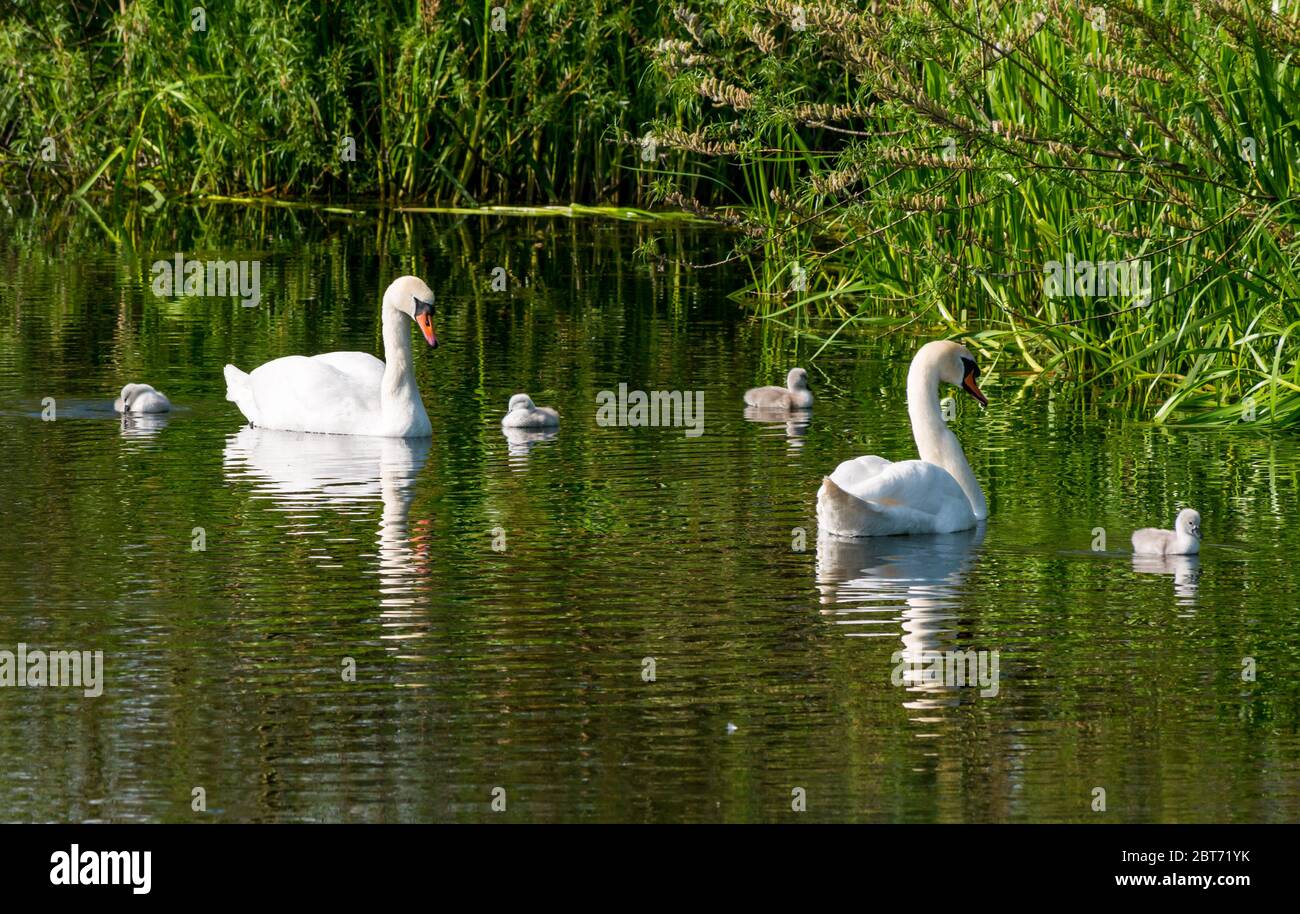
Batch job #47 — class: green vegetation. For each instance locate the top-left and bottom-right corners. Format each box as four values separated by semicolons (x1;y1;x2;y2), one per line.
0;0;685;203
4;1;1300;427
646;1;1300;428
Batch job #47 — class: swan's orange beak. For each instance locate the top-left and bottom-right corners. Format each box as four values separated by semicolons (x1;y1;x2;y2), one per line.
961;358;987;408
413;296;438;348
961;370;987;408
416;312;438;348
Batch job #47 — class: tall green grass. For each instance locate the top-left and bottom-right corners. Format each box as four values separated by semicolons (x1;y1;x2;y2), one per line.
645;0;1300;427
0;0;711;204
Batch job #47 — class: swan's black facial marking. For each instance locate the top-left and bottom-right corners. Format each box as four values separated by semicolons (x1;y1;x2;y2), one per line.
959;356;987;408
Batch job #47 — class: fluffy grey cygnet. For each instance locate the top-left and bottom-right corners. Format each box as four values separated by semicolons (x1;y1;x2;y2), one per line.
501;393;559;428
743;367;813;410
114;383;172;414
1131;508;1202;555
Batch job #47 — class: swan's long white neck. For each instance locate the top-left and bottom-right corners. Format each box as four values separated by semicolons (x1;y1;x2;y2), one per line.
380;301;429;432
907;353;988;521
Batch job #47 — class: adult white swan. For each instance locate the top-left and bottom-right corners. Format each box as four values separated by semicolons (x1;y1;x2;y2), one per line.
224;276;438;437
816;340;989;536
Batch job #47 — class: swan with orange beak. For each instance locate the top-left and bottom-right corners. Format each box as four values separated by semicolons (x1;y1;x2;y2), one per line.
224;276;439;437
817;340;989;536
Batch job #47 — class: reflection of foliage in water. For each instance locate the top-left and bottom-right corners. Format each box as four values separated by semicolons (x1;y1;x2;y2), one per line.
3;207;1300;823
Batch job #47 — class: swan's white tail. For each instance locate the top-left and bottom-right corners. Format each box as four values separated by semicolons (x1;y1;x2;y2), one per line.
817;476;886;537
223;364;258;424
817;475;965;537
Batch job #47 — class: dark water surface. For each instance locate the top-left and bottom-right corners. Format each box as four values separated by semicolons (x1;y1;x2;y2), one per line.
1;208;1297;822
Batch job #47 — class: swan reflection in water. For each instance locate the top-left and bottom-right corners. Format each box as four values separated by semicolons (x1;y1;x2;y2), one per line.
742;405;810;450
816;526;986;713
502;426;558;463
222;427;432;623
1131;552;1201;608
119;413;170;440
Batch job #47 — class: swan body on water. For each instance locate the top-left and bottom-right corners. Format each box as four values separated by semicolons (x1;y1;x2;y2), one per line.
223;276;438;438
501;393;559;428
744;367;813;410
1131;508;1202;555
816;340;988;537
114;383;171;413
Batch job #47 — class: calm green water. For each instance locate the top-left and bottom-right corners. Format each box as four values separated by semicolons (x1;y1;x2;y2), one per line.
1;208;1298;823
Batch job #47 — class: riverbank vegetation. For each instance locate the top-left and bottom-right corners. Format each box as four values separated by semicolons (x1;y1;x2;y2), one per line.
3;1;1299;427
0;0;681;203
646;1;1300;427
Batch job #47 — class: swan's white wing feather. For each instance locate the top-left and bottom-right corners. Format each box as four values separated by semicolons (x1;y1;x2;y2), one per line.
245;354;383;436
819;457;977;536
312;351;385;387
828;455;895;492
